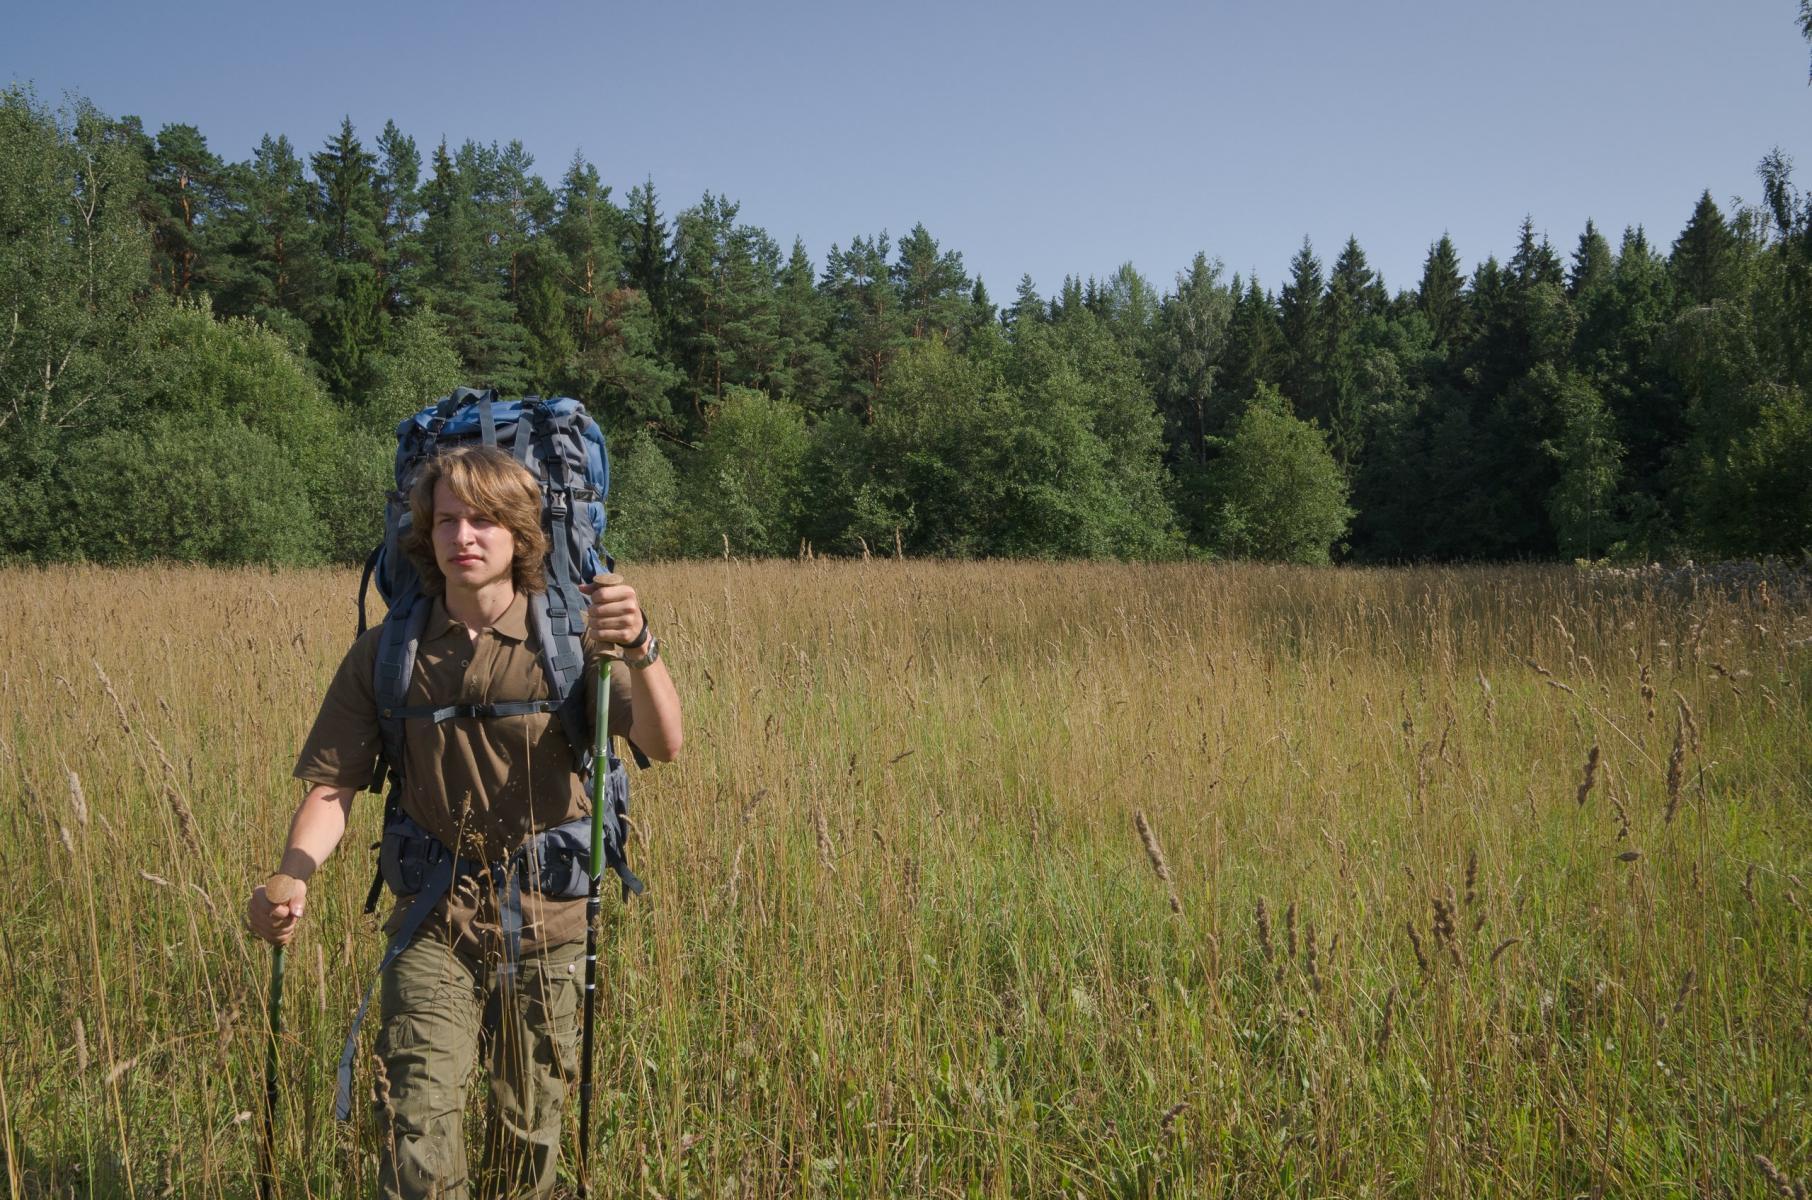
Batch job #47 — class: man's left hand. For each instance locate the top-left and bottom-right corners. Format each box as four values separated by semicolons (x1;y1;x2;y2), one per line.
580;573;646;650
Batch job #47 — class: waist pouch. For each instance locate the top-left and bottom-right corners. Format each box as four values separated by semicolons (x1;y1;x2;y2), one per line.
379;811;594;901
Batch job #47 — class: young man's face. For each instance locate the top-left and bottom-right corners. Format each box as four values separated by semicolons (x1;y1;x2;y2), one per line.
431;478;516;593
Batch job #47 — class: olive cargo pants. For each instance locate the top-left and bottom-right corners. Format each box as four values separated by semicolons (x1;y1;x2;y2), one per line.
373;935;585;1200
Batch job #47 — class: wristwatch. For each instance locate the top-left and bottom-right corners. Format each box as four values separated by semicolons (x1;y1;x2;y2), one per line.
621;634;661;670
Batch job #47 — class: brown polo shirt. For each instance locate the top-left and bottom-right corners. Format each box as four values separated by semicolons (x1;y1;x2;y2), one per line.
294;591;634;953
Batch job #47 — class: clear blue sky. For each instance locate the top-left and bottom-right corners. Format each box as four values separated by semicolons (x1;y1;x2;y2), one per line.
9;0;1810;301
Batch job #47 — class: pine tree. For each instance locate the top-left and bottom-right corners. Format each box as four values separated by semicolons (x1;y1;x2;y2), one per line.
550;154;623;360
210;133;320;341
963;277;998;344
1321;236;1388;462
624;179;670;314
892;223;970;341
669;192;781;412
822;232;904;422
417;139;528;391
310;117;381;267
145;123;226;296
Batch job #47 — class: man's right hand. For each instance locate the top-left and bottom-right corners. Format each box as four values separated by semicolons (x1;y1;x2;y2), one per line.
248;873;307;947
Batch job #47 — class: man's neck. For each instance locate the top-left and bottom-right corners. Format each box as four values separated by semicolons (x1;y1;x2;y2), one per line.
444;579;515;637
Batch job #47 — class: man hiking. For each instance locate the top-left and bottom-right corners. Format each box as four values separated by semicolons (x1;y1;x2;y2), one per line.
247;444;682;1199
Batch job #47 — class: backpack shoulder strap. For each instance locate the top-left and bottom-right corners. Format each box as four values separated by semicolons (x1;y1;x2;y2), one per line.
373;593;431;789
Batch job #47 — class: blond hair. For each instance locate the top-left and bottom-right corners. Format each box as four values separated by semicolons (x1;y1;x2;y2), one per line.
402;446;549;596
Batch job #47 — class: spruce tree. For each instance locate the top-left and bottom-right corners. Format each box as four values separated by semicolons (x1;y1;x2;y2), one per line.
773;238;836;410
1221;276;1281;403
1006;274;1044;333
624;179;670;313
417;139;528;392
1417;234;1469;347
373;120;423;315
1277;237;1326;422
1568;219;1613;299
309;118;388;399
1670;190;1741;307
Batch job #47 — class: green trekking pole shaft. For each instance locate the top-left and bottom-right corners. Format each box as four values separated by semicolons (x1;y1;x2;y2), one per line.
577;656;610;1200
260;874;300;1200
260;946;285;1199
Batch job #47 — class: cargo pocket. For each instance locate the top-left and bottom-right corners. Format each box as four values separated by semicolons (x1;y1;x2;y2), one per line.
375;942;483;1198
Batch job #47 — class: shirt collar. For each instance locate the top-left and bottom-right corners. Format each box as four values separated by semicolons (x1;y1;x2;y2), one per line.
423;591;530;643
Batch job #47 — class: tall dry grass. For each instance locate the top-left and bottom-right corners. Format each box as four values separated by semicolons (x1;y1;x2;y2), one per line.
1;560;1808;1197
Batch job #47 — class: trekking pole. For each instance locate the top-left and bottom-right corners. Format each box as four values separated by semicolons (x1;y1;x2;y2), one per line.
576;607;614;1199
260;873;301;1200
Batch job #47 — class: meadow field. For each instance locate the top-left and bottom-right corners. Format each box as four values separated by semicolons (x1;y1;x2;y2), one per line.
1;560;1809;1199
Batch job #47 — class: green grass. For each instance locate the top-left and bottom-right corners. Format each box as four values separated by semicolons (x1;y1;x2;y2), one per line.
1;560;1808;1197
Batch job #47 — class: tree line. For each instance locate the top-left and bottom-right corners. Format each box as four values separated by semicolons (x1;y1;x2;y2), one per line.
2;80;1808;566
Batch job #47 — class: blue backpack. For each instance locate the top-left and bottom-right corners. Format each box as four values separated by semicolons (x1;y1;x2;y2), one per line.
355;386;644;906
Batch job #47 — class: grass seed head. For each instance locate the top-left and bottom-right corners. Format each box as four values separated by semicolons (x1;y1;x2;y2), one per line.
813;807;836;872
66;769;88;826
1133;810;1172;884
1377;986;1397;1053
1576;743;1601;806
1406;921;1430;975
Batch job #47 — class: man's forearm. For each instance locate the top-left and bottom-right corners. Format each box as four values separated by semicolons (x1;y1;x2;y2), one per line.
277;784;356;881
624;660;683;761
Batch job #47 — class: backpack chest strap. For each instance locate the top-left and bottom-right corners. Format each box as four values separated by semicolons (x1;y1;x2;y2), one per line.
380;699;563;724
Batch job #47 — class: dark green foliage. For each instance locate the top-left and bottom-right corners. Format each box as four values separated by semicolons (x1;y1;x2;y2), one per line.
893;223;971;343
670;193;781;415
3;85;1810;566
1690;384;1812;554
1277;238;1326;424
822;232;907;423
1671;191;1742;307
1569;220;1614;300
308;119;389;399
67;415;324;564
1541;370;1626;559
1419;235;1470;345
208;133;318;348
145;122;227;296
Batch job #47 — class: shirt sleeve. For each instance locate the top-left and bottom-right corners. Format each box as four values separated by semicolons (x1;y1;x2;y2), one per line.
292;632;383;789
